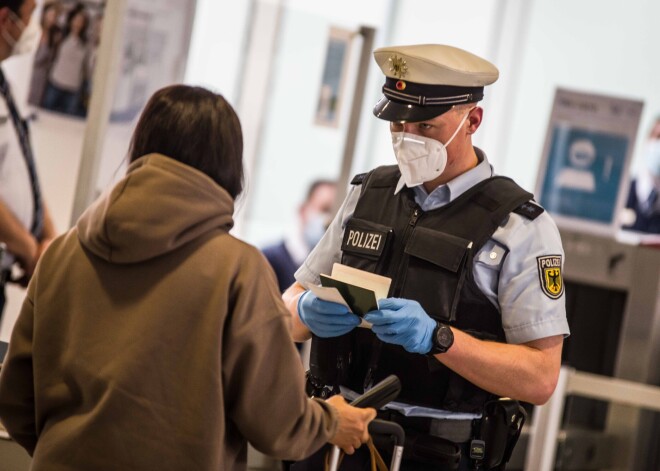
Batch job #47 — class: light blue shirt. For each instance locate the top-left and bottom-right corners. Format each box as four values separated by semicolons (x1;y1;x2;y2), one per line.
296;148;570;345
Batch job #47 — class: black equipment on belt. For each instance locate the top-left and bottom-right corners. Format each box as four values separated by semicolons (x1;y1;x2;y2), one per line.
471;399;527;470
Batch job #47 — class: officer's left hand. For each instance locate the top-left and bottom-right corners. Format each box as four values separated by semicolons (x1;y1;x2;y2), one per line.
363;298;435;354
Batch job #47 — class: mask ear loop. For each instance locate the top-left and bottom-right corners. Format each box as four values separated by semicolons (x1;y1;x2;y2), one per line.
444;106;477;147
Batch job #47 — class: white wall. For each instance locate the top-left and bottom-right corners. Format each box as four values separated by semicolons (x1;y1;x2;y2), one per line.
184;0;252;102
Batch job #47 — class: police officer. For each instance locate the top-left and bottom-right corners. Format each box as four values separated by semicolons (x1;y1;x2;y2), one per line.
284;44;570;470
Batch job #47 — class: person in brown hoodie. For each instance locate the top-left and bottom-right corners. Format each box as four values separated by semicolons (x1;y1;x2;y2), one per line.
0;85;375;470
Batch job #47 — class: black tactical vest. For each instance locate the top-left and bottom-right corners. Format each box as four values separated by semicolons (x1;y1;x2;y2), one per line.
336;165;537;413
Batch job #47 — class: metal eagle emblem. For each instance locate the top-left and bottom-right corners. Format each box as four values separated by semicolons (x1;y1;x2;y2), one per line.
537;255;564;299
388;55;408;78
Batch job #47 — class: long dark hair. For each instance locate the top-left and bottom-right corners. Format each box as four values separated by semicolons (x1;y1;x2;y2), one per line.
41;2;61;48
129;85;244;199
65;3;88;42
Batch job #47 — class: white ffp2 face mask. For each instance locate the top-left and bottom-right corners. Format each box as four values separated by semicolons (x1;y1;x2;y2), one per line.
391;110;472;187
391;133;446;188
303;212;329;249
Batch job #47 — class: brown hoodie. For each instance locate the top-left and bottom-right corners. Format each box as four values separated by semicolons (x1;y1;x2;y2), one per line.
0;154;336;470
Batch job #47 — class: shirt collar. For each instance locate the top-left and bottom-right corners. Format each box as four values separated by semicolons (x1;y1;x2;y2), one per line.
394;147;493;211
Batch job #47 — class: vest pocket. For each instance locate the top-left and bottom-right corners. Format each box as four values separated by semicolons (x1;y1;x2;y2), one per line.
403;227;472;322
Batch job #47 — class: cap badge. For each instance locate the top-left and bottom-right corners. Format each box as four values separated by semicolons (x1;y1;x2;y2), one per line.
395;80;406;90
388;55;408;79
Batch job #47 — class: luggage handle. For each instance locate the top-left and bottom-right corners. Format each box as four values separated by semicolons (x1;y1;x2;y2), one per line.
328;375;402;471
369;419;404;446
369;419;405;471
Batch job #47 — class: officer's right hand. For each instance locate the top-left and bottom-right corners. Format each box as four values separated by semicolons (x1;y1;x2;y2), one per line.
326;395;376;455
297;291;361;338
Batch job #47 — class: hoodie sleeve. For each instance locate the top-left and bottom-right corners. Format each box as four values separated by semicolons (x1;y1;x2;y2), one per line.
0;283;38;455
222;250;337;460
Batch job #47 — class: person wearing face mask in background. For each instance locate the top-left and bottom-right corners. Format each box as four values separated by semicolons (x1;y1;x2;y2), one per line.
284;44;569;470
0;0;57;326
623;116;660;234
262;179;338;294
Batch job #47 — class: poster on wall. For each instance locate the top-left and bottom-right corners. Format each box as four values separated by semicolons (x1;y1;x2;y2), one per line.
28;0;105;119
94;0;196;192
535;88;644;234
27;0;193;123
109;0;195;123
314;27;353;128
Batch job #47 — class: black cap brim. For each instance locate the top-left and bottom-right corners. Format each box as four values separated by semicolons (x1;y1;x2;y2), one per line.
372;78;484;123
372;96;453;123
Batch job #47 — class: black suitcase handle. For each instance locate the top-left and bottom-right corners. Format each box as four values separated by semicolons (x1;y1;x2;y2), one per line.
369;419;405;446
350;375;401;410
327;376;403;471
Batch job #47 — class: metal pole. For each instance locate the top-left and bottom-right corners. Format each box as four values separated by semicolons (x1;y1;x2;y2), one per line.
334;26;376;212
231;0;284;237
524;366;570;471
328;445;341;471
70;0;127;225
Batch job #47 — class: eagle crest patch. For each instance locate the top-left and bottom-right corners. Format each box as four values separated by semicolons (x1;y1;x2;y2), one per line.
537;255;563;299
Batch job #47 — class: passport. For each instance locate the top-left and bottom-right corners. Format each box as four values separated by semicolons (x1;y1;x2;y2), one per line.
312;263;392;318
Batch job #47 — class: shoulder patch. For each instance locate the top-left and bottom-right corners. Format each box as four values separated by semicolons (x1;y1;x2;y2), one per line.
537;255;564;299
514;201;544;220
350;173;367;185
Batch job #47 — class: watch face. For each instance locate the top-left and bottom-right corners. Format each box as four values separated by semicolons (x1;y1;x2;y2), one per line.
437;326;452;347
432;324;454;354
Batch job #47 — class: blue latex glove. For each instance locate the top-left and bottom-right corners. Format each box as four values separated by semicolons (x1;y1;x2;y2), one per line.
363;298;436;354
298;290;361;338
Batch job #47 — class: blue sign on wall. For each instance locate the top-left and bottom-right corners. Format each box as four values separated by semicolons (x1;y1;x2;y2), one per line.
540;126;629;223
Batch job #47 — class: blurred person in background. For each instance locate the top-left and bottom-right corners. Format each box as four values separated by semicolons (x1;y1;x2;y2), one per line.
263;180;336;355
623;116;660;233
262;179;337;293
42;1;88;116
27;0;62;107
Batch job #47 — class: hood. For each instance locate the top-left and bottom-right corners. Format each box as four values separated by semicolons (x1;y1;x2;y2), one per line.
77;154;235;264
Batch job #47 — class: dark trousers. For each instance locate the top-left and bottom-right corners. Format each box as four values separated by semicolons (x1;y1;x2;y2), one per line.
43;82;86;117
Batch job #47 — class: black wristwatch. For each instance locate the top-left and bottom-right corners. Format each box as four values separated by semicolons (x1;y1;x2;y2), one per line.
428;321;454;355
